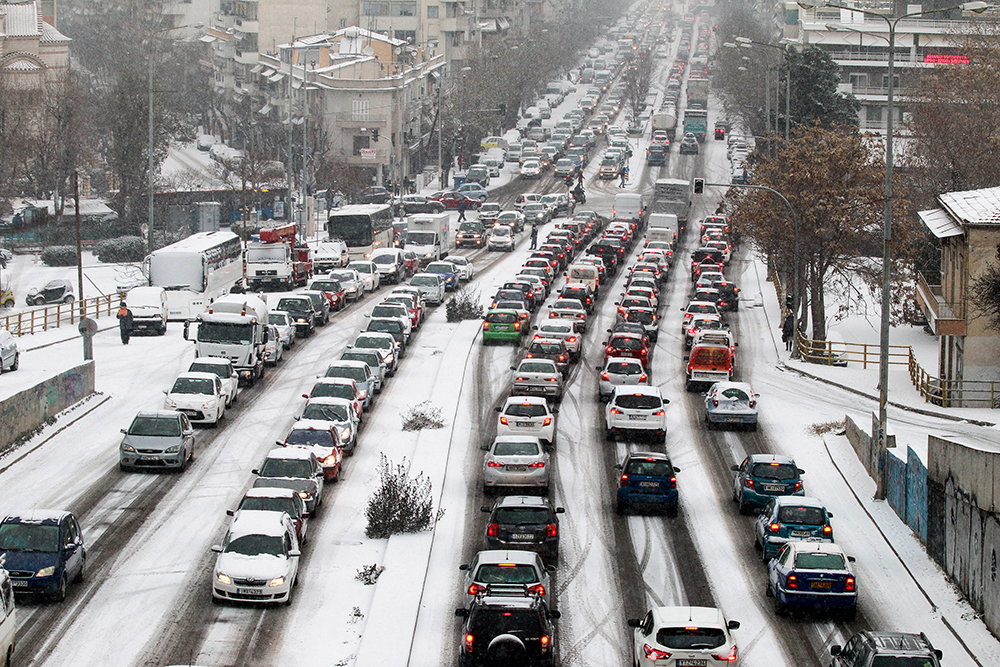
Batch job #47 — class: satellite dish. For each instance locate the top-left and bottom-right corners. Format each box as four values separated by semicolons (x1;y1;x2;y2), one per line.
362;45;375;56
395;46;402;54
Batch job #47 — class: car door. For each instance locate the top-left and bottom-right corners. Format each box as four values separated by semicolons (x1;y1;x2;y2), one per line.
756;499;776;546
62;516;84;582
181;415;195;458
733;457;749;497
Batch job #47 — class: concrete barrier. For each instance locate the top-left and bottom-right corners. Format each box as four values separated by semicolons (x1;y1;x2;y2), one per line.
0;361;95;451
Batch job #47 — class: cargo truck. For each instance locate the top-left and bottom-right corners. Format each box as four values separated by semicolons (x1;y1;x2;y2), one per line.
647;213;679;248
186;294;269;386
682;109;708;142
686;77;710;110
245;223;313;291
651;107;677;141
404;213;451;266
651;179;692;232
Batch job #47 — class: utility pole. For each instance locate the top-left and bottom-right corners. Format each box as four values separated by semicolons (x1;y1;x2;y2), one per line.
75;171;84;318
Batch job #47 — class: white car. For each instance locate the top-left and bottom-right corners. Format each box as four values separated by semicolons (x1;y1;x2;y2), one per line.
597;356;648;401
520;159;543;179
330;268;364;301
481;435;551;494
298;396;359;455
410;272;446;306
0;327;18;372
514;273;547;300
628;606;740;665
489;225;516;252
495;395;557;446
163;372;226;426
267;311;297;348
211;510;301;605
532;321;581;358
187;357;240;407
347;261;381;292
263;324;284;366
449;255;476;281
605;385;668;441
367;303;412;344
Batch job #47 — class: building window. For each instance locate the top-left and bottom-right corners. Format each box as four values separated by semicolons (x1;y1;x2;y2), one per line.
427;5;439;18
867;105;882;124
354;135;371;155
849;73;867;91
363;3;389;16
391;2;416;16
881;74;899;89
446;2;460;18
395;30;416;43
450;31;463;47
352;99;371;121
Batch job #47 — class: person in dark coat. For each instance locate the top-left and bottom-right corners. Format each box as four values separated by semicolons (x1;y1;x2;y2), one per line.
458;198;467;222
117;302;134;345
781;312;795;351
530;223;538;249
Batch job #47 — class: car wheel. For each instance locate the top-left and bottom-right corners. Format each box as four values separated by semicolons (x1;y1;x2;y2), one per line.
842;606;857;622
773;592;786;616
605;428;615;441
749;422;758;432
34;296;46;306
706;416;715;430
211;593;223;605
64;294;75;303
765;580;773;597
10;353;17;371
615;501;626;516
738;499;752;515
762;545;771;563
52;573;68;602
5;645;12;667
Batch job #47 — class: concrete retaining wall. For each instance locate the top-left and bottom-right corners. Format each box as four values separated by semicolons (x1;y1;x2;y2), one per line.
0;361;95;451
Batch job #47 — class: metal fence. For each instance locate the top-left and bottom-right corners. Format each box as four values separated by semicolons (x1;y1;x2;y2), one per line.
1;295;119;337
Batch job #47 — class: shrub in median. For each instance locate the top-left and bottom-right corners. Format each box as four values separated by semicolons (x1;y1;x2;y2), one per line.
364;454;442;539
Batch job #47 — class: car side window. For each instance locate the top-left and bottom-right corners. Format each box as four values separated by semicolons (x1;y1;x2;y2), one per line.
776;545;791;566
764;500;775;518
70;518;82;544
181;415;191;431
841;637;859;665
61;518;73;547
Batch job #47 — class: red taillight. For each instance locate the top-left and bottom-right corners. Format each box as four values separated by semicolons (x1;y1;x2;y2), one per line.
712;398;719;407
745;479;755;489
464;634;474;653
487;461;505;467
540;635;551;654
530;461;545;468
567;336;577;342
558;355;566;362
845;577;855;592
468;583;482;595
652;409;665;416
643;644;670;660
546;523;557;537
547;377;558;382
823;525;833;536
601;372;609;380
748;400;755;408
639;374;647;382
526;353;534;358
610;408;622;414
712;646;738;662
487;523;498;536
606;347;613;354
528;583;546;597
620;473;628;487
515;376;525;381
542;417;552;426
769;523;780;533
669;476;677;489
499;416;509;425
794;481;803;491
483;322;490;330
549;312;557;318
514;322;521;330
787;575;798;588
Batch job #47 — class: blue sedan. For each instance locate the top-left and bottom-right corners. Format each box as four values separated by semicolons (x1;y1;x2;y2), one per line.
767;541;857;619
424;261;459;291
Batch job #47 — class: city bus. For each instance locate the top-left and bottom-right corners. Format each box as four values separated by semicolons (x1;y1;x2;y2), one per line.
146;231;244;320
327;204;394;260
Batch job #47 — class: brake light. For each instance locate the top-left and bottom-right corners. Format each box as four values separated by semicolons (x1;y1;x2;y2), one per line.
558;355;566;362
643;644;670;660
487;461;505;467
528;584;546;597
483;322;490;330
567;336;577;342
543;417;552;426
514;322;521;330
499;416;508;425
546;523;557;537
823;525;833;536
794;481;803;492
670;476;677;489
712;646;738;662
515;376;525;381
468;584;482;595
606;346;614;354
526;353;534;358
787;575;798;589
639;373;647;382
652;410;665;416
530;461;545;468
465;634;474;653
745;479;755;489
845;577;855;592
620;473;628;486
712;399;719;407
487;523;498;536
610;408;622;414
549;312;557;318
748;399;755;408
769;523;780;533
547;377;558;382
540;635;551;654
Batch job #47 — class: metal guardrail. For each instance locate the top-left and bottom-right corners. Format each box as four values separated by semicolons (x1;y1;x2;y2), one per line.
1;294;119;337
794;336;911;369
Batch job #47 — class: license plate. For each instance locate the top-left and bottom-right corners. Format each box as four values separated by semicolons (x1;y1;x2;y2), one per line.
764;484;784;492
138;455;157;461
791;530;811;537
726;416;742;422
810;581;833;589
640;481;659;487
506;465;527;472
510;533;534;540
236;588;265;596
515;422;533;427
10;579;27;588
676;661;706;666
628;414;647;420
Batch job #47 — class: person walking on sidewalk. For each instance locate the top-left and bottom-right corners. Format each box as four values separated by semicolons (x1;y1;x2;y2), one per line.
117;302;134;345
781;312;795;352
530;223;538;250
458;198;467;222
577;170;584;187
619;165;629;188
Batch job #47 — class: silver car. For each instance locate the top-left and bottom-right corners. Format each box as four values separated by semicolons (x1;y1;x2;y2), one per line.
481;435;551;494
410;273;446;306
330;268;364;301
268;311;297;349
459;549;554;608
298;396;359;454
511;359;564;402
597;356;649;402
119;410;195;472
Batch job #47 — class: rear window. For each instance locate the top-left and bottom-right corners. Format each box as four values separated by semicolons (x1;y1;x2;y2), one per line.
626;311;654;324
488;312;517;324
368;320;403;333
719;387;749;401
795;552;846;570
690;347;731;365
493;440;541;456
530;342;563;355
326;366;366;381
777;506;826;525
656;626;726;650
750;463;799;480
474;564;540;584
312;383;354;399
688;304;716;314
494;507;552;524
614;393;662;410
613;338;643;350
505;403;548;417
607;362;642;375
870;658;937;667
239;496;297;516
624;458;673;476
519;362;556;373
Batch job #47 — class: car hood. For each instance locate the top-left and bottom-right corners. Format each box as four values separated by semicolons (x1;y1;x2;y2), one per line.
0;549;59;572
122;434;184;451
215;552;289;580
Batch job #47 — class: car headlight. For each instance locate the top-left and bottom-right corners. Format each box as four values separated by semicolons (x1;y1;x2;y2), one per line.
358;389;367;399
165;399;177;407
165;445;180;453
202;401;216;409
217;573;232;585
339;427;352;441
297;318;307;323
269;576;286;587
37;566;56;577
298;491;312;500
122;443;136;453
424;252;433;258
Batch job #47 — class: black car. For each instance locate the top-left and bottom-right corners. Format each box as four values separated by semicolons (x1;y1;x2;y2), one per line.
397;195;446;215
482;495;564;564
273;296;317;337
456;585;560;667
831;631;942;667
712;279;741;311
466;165;492;186
501;282;536;311
587;239;625;269
300;291;331;327
358;186;392;204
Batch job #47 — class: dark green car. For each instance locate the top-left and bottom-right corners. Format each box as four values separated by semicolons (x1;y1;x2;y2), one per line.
482;309;523;345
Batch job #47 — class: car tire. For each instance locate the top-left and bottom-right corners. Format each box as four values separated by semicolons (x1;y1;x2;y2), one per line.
765;580;773;597
159;321;167;336
34;296;46;306
52;573;68;602
749;422;758;432
773;593;786;616
738;499;752;516
119;462;131;473
63;294;75;303
10;353;17;371
615;501;626;516
842;606;857;622
605;428;615;441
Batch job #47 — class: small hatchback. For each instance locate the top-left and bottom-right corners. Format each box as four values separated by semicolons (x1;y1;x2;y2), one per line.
731;454;805;514
628;606;740;665
605;386;669;441
495;396;556;446
614;452;680;516
754;496;833;561
482;495;565;564
597;356;648;401
0;510;86;601
211;510;300;606
483;309;523;345
481;436;551;494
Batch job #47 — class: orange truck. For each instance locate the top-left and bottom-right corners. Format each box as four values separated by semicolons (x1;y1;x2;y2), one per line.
246;223;313;291
686;342;733;392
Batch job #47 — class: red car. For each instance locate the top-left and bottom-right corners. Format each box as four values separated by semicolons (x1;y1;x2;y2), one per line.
604;332;649;368
428;191;482;210
307;278;347;311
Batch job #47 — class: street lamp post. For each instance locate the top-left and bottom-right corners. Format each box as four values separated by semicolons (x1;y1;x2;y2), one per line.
802;1;989;499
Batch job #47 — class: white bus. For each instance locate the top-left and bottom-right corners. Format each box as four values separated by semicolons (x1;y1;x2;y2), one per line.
327;204;394;261
146;231;243;321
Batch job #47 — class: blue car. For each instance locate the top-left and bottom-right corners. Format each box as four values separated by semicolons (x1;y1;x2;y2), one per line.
424;260;458;291
0;510;86;601
767;541;856;619
731;454;804;515
753;496;833;561
614;451;680;516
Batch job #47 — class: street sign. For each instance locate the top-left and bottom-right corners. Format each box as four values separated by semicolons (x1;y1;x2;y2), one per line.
360;148;377;160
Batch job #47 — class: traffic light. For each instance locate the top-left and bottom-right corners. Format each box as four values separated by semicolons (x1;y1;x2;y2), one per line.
694;178;705;194
498;103;506;116
371;128;379;142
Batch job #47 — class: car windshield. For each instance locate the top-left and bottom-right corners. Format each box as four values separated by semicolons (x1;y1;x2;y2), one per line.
313;381;356;397
750;463;799;480
494;440;541;456
614;394;661;409
239;497;297;516
196;322;253;345
470;609;542;635
285;429;336;448
356;335;392;349
474;564;539;584
607;362;642;375
170;377;215;395
269;313;290;326
276;298;309;311
656;627;726;650
302;403;350;422
0;523;60;552
777;505;826;525
493;227;512;237
224;533;284;557
624;459;673;476
371;255;395;265
795;552;847;570
411;275;438;286
494;507;552;525
304;293;324;308
330;271;356;283
505;403;548;417
129;415;182;436
259;458;313;478
408;231;437;245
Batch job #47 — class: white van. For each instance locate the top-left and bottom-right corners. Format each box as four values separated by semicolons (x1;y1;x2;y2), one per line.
0;569;15;667
647;213;678;247
612;193;645;223
567;264;600;294
125;285;168;335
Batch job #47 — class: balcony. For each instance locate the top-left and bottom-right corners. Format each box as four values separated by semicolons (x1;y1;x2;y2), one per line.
916;272;966;336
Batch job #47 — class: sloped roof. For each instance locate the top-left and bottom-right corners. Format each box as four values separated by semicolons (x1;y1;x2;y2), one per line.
2;2;40;37
938;185;1000;226
4;58;40;71
918;208;963;239
40;20;70;44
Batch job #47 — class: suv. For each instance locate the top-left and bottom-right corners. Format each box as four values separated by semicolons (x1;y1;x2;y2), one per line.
456;221;488;248
831;631;942;667
455;584;560;666
0;510;86;601
482;495;565;564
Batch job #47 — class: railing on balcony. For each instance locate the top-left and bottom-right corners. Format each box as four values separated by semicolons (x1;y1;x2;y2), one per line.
915;272;965;336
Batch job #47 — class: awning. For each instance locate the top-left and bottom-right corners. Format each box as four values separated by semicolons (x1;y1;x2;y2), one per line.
268;72;286;83
259;67;274;77
918;208;963;239
250;64;264;74
198;34;218;43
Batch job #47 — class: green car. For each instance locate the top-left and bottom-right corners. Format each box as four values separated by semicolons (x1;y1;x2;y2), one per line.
482;309;523;345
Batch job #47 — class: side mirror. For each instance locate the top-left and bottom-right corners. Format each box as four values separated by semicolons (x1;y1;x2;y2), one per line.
510;366;517;371
494;406;502;412
251;469;260;475
120;428;128;434
302;512;311;519
548;610;562;619
211;545;222;553
276;440;285;447
827;512;834;518
555;507;565;514
847;555;856;563
730;465;740;472
613;463;622;470
480;445;490;451
162;389;168;395
662;398;670;405
480;506;491;513
288;549;301;557
627;618;642;628
458;563;470;571
226;509;235;516
830;645;842;657
551;407;559;414
934;650;943;660
798;468;806;475
727;620;741;630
